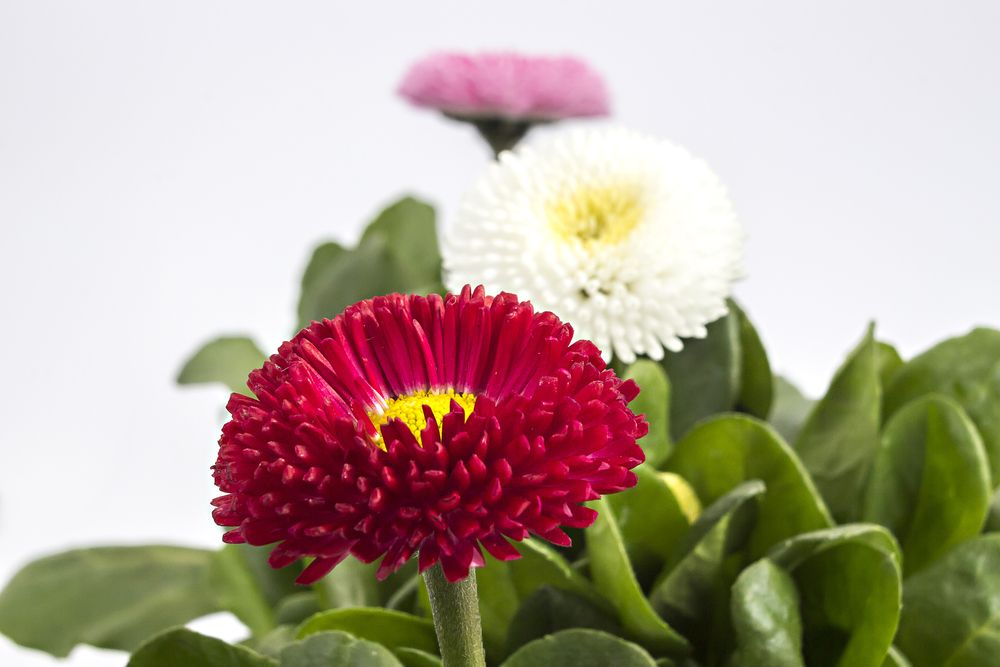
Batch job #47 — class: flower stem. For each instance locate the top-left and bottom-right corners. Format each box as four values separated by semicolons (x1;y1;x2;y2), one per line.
422;564;486;667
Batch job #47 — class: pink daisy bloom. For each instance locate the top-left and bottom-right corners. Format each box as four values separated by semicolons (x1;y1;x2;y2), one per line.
212;286;645;583
398;52;610;154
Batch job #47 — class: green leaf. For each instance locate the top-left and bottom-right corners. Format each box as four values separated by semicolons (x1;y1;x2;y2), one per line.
295;608;437;655
649;481;764;661
246;626;297;659
769;376;814;444
358;197;442;286
666;415;833;560
729;559;804;667
395;647;443;667
0;546;220;657
660;311;741;440
985;487;1000;532
608;466;697;586
297;197;443;328
280;630;404;667
768;525;902;667
731;301;774;419
177;336;266;395
587;497;690;657
501;629;658;667
127;628;276;667
210;545;280;637
795;325;881;522
862;395;991;574
884;328;1000;486
882;647;912;667
474;538;604;661
625;360;672;466
876;342;904;390
505;586;620;656
896;534;1000;667
314;558;382;609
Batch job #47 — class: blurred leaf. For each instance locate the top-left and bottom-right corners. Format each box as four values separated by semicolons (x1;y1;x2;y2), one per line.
667;415;833;560
210;545;279;637
795;325;881;522
660;311;741;440
274;593;323;627
0;546;219;657
501;629;658;667
314;558;382;609
876;342;904;391
985;487;1000;532
896;534;1000;667
295;607;437;654
731;301;774;419
608;466;697;586
587;497;690;657
280;630;403;667
297;197;443;328
127;628;276;667
769;376;814;444
884;327;1000;486
245;626;296;659
359;197;442;285
768;525;901;667
177;336;266;395
625;360;672;466
729;559;804;667
649;481;764;662
395;648;443;667
505;586;620;657
475;538;604;662
862;395;991;574
882;647;912;667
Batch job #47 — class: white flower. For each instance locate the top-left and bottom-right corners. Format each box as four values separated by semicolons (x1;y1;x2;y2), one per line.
443;127;744;364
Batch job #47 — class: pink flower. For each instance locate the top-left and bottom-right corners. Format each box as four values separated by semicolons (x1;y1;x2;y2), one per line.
212;287;645;583
398;52;610;122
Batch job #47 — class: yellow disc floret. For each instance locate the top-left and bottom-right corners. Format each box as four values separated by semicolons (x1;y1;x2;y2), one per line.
547;185;644;247
369;390;477;447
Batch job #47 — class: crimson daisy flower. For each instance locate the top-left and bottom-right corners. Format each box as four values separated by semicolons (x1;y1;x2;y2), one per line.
211;286;645;584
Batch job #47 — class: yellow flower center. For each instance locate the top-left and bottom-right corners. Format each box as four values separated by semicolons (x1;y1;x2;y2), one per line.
547;185;644;246
368;390;477;447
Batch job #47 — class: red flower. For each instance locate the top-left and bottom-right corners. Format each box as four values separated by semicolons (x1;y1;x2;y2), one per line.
212;286;645;583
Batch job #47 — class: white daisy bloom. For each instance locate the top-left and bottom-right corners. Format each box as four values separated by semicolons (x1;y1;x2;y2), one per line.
443;127;744;364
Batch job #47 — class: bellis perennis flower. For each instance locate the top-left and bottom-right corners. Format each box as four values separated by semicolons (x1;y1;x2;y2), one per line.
212;287;645;583
444;127;744;363
398;52;610;154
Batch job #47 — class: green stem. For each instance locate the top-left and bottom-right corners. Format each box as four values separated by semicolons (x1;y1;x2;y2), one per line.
422;564;486;667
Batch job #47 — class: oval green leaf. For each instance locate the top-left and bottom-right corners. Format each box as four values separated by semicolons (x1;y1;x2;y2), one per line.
795;325;881;522
660;310;741;440
587;497;691;656
177;336;265;395
731;301;774;419
862;395;991;574
884;327;1000;486
625;360;672;466
280;630;404;667
502;629;658;667
505;586;620;656
608;466;697;585
768;525;901;667
896;534;1000;667
729;559;804;667
769;376;815;444
667;415;833;559
0;546;220;657
127;628;276;667
295;608;437;655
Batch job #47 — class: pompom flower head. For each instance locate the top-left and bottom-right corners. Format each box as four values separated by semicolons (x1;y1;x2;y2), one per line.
444;127;744;363
212;286;645;583
398;52;610;155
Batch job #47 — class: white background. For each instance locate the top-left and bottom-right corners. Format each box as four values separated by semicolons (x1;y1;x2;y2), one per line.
2;1;999;664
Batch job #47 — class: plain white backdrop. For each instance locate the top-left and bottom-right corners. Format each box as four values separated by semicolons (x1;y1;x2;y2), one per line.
2;1;999;664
